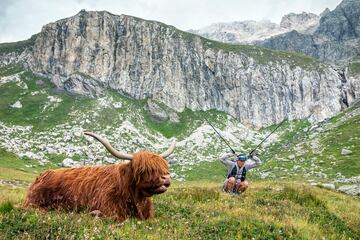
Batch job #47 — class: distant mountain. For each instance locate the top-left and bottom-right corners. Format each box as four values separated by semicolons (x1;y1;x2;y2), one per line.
258;0;360;63
189;12;319;44
189;0;360;64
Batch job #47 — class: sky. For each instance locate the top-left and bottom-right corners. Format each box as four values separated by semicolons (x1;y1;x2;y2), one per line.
0;0;343;43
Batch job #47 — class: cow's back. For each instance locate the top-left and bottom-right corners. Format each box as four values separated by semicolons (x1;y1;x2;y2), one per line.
24;165;123;211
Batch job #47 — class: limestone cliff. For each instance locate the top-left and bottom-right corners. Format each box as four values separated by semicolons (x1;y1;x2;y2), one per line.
0;10;358;127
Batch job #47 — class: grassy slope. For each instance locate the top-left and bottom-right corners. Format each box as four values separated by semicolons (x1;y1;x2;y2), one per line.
179;105;360;186
0;66;96;130
0;182;359;239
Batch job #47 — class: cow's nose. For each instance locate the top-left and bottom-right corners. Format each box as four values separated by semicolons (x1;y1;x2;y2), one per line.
161;174;171;181
161;175;171;186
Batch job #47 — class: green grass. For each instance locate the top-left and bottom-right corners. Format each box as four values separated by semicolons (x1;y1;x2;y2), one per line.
0;149;40;182
319;111;360;178
0;65;24;76
0;201;14;214
0;182;359;239
171;160;226;182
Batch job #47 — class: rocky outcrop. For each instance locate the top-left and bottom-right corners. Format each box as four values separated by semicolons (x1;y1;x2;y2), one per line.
0;10;358;127
145;99;179;123
280;12;319;34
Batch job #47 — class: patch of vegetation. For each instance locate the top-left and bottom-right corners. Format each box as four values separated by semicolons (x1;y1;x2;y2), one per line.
0;34;38;54
348;61;360;76
0;65;24;76
0;201;14;214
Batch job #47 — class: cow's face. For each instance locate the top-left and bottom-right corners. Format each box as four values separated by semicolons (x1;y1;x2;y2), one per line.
83;132;175;197
138;170;171;197
132;152;171;197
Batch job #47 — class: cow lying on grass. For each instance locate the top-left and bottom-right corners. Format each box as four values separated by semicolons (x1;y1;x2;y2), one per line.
24;132;175;222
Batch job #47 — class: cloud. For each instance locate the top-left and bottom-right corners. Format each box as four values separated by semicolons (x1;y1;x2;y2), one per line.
0;0;343;43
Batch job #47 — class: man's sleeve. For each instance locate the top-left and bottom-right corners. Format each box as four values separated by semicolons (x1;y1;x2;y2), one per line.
219;152;235;167
246;155;262;169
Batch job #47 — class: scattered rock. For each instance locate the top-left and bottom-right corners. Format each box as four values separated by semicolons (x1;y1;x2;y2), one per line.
288;154;295;160
145;99;179;123
341;148;352;155
62;158;81;168
320;183;336;190
112;102;122;108
10;100;22;108
338;184;360;196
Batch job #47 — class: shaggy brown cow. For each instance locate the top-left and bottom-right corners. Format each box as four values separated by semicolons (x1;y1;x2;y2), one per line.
24;132;176;222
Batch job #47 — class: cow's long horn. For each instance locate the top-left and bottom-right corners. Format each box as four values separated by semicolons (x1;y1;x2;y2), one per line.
159;140;176;158
84;132;133;160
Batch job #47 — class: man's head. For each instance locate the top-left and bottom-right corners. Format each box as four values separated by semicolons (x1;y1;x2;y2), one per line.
236;155;247;167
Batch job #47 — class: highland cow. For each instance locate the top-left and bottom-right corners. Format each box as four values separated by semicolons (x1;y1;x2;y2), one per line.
24;132;175;222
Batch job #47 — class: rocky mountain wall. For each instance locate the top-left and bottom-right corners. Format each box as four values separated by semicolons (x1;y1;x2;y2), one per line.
1;10;358;127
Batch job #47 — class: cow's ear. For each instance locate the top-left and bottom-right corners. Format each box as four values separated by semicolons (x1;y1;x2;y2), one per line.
159;140;176;158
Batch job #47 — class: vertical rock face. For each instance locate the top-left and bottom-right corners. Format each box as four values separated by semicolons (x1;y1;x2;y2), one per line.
27;11;346;127
1;10;357;127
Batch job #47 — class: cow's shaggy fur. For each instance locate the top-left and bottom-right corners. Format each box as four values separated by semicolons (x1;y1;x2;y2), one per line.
24;151;170;222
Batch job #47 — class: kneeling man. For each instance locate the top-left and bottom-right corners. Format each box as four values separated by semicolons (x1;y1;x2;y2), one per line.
220;152;262;194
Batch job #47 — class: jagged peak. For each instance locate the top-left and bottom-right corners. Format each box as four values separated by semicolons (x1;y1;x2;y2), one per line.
320;8;331;18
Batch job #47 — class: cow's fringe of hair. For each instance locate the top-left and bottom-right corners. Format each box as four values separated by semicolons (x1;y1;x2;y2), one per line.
132;151;169;185
24;151;169;222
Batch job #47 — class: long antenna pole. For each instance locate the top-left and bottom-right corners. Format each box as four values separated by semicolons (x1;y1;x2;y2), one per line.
203;115;237;154
249;118;287;155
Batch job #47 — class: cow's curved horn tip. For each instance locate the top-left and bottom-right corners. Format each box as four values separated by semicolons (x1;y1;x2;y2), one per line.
83;132;92;137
